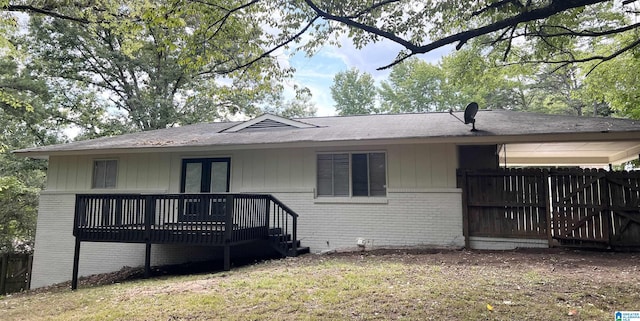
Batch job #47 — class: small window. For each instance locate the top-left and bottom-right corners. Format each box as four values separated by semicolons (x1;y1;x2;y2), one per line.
317;153;349;197
317;152;386;197
92;160;117;189
352;153;386;197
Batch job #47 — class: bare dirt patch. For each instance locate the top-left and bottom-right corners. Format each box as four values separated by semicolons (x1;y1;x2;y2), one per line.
23;247;640;295
3;247;640;320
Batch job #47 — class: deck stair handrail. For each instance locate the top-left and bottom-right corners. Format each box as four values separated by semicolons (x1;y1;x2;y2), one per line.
266;195;299;256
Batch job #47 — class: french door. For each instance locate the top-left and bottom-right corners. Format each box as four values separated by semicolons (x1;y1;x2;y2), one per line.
179;158;230;222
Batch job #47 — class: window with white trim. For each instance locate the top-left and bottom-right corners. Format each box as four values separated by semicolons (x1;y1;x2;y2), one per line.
92;160;118;189
317;152;386;197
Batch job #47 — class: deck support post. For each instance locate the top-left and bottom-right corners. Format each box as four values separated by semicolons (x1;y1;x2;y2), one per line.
223;194;234;271
71;238;81;290
223;245;231;271
144;243;152;278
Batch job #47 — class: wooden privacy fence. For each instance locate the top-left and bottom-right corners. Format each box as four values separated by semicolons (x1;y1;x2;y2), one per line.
550;169;640;248
458;168;640;249
458;169;551;248
0;253;32;295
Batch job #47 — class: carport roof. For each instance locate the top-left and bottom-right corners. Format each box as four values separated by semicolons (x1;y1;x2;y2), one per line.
13;111;640;165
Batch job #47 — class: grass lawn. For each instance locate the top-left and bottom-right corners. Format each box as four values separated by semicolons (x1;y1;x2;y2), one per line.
1;248;638;320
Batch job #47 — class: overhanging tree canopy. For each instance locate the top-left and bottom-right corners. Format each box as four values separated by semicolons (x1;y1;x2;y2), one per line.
299;0;639;70
4;1;639;71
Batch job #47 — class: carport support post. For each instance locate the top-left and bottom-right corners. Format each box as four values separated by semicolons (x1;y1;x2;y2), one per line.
71;238;81;290
461;170;470;249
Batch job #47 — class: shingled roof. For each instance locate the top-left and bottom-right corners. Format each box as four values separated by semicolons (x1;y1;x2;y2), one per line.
14;110;640;158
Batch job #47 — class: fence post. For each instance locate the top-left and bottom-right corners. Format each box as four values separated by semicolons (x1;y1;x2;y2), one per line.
601;171;613;244
26;254;33;291
542;169;553;247
0;253;7;294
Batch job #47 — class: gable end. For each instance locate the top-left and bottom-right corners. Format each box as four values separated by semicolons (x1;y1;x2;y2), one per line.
239;119;296;132
221;114;317;133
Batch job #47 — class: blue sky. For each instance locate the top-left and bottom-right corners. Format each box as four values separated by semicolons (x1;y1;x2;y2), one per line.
285;37;454;116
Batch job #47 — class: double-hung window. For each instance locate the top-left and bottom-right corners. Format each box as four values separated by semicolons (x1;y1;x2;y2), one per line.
92;159;118;189
317;152;386;197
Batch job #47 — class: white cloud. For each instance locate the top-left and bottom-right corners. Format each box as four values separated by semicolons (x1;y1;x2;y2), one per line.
284;31;455;116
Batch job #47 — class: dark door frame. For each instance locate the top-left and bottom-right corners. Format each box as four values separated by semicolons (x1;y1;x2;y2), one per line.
179;157;231;193
179;158;231;222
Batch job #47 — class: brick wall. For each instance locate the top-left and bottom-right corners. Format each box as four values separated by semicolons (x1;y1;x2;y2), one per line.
274;190;464;253
31;190;464;289
31;194;148;288
31;194;226;289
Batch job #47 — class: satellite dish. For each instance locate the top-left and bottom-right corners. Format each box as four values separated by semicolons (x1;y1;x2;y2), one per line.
448;102;480;132
463;102;479;131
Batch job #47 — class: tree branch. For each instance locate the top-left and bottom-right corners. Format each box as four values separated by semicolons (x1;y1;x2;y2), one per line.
199;0;263;44
215;15;320;75
472;0;524;17
304;0;611;70
303;0;420;52
580;37;640;75
5;5;90;23
345;0;403;19
533;22;640;38
502;36;640;75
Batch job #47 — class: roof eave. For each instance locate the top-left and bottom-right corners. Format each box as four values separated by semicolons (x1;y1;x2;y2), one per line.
13;130;640;158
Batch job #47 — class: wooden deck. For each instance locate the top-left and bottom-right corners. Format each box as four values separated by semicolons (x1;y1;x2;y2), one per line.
71;193;306;289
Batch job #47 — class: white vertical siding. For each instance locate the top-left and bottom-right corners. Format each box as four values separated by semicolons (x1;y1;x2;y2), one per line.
47;153;171;192
387;144;457;189
234;149;314;192
47;155;91;191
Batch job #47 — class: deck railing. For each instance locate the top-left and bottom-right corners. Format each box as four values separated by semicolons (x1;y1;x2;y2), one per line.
73;193;299;249
71;193;301;290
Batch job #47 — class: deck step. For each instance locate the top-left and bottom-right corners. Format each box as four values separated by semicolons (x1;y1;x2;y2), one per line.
269;234;292;242
268;232;308;257
289;246;310;256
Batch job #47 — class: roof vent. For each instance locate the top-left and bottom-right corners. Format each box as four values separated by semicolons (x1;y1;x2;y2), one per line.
242;119;296;131
221;114;317;133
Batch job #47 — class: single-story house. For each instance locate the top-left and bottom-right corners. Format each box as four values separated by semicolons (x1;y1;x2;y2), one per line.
14;110;640;289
